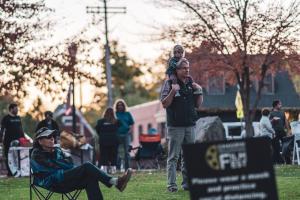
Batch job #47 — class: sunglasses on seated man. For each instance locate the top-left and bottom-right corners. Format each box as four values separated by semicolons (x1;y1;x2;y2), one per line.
41;134;55;140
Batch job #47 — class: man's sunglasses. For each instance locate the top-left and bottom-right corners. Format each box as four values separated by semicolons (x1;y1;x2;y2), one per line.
42;134;55;139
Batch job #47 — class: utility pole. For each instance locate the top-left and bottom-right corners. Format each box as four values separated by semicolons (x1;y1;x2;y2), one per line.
68;43;78;134
86;1;126;107
79;77;83;111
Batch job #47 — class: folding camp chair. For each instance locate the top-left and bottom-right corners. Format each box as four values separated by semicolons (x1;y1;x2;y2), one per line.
131;134;164;170
290;121;300;165
29;172;82;200
29;150;82;200
292;134;300;165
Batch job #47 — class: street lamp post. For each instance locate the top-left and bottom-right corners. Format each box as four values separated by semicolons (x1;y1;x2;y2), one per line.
68;43;78;134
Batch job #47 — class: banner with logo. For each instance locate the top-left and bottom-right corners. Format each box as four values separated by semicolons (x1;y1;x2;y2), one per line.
182;137;278;200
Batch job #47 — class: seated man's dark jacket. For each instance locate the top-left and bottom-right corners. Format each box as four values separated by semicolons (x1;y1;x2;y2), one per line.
30;147;73;189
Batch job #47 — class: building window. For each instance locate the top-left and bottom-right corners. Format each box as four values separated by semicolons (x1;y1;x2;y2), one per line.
254;73;274;94
261;73;274;94
293;78;300;93
138;125;143;135
207;74;225;95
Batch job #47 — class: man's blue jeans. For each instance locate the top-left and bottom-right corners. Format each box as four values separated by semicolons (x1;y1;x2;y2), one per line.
52;162;113;200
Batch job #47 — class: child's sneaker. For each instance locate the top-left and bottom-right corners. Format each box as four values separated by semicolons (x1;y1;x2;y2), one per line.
193;87;203;95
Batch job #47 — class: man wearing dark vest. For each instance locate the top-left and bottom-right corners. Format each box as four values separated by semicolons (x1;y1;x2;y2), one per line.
270;100;290;164
160;58;203;192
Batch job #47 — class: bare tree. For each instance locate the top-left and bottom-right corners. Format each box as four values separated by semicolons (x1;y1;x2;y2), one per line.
159;0;300;136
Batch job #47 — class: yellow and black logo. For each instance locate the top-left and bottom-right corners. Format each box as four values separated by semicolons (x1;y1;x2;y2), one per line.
205;142;247;170
205;145;220;170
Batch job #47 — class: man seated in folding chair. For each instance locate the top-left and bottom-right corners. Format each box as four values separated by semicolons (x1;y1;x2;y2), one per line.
30;127;132;200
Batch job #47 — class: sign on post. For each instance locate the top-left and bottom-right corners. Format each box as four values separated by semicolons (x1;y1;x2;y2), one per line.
182;138;278;200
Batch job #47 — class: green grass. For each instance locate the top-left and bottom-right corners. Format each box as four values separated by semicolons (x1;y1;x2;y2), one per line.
1;166;300;200
0;170;189;200
275;165;300;200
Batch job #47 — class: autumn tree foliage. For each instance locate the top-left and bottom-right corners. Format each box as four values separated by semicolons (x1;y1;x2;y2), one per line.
1;0;53;96
160;0;300;136
1;0;157;112
0;0;105;103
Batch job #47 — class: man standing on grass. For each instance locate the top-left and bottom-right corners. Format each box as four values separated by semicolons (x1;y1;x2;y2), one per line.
160;58;203;192
0;103;25;176
270;100;290;164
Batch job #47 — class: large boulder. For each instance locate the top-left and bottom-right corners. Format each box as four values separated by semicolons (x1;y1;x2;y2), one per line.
195;116;226;142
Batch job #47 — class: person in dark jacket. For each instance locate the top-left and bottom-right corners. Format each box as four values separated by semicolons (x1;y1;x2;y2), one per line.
95;107;120;173
31;127;132;200
0;103;25;176
36;111;60;142
270;100;290;164
160;58;203;192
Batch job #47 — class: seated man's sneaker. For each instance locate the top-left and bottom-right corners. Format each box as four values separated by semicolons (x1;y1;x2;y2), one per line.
116;168;132;192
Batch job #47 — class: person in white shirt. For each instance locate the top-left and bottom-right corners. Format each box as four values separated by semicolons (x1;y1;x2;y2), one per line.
259;108;275;139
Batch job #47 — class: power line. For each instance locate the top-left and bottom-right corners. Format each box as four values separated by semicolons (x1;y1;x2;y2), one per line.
86;0;126;107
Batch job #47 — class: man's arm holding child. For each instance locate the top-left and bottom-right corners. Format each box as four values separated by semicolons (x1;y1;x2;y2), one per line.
192;82;203;110
160;81;179;108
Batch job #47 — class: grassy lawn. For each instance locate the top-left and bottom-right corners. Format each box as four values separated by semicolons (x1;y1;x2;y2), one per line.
1;165;300;200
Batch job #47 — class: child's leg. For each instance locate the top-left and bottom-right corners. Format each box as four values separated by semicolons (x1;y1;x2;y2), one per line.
169;74;177;84
188;76;194;83
169;74;180;96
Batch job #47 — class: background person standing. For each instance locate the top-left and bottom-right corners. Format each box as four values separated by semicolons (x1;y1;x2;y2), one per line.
0;103;25;176
36;111;60;142
259;108;275;139
95;107;120;174
270;100;290;164
114;99;134;171
160;58;203;192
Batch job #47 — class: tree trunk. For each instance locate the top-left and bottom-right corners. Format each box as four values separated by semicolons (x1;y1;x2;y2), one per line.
243;92;254;137
242;65;254;137
244;111;254;137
